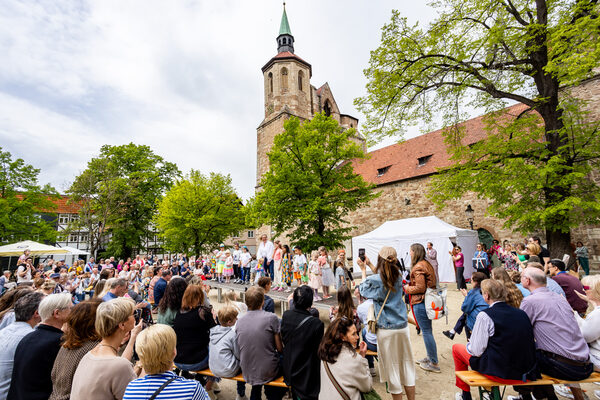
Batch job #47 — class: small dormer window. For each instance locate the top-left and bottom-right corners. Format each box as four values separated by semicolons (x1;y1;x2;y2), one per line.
377;166;391;176
418;155;432;167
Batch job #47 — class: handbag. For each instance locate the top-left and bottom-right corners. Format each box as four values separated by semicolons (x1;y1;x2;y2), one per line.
367;290;390;334
424;285;448;322
323;360;382;400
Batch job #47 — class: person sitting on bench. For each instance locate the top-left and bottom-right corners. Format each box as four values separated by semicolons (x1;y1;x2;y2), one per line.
452;279;538;400
510;267;593;400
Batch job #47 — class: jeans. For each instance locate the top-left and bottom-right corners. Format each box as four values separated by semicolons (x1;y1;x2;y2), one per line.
175;353;209;371
263;259;274;279
362;328;378;368
413;302;438;364
250;384;286;400
456;267;466;290
242;267;250;282
233;264;240;279
579;257;590;275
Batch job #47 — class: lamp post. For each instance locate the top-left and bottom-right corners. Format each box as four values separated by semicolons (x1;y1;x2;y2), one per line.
465;204;475;230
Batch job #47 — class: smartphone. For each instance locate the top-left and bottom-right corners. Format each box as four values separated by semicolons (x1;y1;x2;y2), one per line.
358;248;366;262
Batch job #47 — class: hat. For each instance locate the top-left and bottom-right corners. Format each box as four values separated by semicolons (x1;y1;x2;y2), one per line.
50;273;60;279
219;244;225;247
378;246;397;260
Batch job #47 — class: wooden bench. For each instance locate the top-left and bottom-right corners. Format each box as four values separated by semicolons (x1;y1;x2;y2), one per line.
193;368;289;388
456;370;600;400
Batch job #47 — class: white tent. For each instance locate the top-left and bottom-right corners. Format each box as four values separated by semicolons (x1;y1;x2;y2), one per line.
59;246;90;255
351;216;479;283
0;240;70;256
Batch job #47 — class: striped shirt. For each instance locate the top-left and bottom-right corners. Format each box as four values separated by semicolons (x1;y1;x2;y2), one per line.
123;372;209;400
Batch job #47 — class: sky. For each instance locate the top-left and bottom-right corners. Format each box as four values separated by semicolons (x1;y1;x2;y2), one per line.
0;0;434;200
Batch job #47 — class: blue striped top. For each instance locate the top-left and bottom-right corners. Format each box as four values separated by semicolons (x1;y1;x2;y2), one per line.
123;372;209;400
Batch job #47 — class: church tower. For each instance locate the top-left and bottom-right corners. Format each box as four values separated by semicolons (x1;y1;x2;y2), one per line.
256;4;364;189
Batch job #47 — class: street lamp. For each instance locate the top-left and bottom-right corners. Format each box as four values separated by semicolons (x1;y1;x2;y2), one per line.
465;204;475;230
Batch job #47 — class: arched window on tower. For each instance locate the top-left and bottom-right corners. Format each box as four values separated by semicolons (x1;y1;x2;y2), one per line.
268;72;273;94
298;70;304;92
324;100;331;116
281;67;288;92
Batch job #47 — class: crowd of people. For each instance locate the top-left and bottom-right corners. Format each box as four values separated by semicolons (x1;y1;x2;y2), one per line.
0;233;597;400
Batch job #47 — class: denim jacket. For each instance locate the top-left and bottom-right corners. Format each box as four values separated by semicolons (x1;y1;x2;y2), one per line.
460;287;488;330
359;274;407;330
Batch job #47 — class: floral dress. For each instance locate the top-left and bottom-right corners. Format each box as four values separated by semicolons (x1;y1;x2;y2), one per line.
281;253;292;285
500;253;519;271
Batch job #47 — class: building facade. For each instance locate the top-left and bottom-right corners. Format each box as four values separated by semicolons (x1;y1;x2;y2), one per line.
256;7;600;268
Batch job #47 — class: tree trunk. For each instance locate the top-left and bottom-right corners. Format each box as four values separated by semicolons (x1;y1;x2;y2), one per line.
545;228;571;261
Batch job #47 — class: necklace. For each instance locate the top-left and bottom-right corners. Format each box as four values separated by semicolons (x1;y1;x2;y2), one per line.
99;343;118;354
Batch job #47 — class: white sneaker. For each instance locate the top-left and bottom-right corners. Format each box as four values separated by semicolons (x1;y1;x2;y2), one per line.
507;396;523;400
455;393;464;400
594;390;600;400
554;384;574;399
369;367;376;377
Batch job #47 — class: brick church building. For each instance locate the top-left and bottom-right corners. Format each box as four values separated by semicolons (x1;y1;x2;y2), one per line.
256;6;600;269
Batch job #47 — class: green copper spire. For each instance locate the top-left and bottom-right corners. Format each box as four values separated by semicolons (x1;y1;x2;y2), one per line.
279;2;292;36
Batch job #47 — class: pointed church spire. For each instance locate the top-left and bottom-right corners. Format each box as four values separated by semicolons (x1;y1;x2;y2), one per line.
279;3;292;36
277;2;294;53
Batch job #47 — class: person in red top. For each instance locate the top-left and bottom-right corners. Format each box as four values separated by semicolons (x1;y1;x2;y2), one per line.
547;259;588;316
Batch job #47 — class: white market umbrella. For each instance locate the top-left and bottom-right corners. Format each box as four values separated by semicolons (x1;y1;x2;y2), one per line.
58;246;90;256
0;240;70;256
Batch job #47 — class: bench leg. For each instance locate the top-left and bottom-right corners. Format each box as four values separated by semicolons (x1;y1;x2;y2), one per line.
478;386;502;400
217;287;222;303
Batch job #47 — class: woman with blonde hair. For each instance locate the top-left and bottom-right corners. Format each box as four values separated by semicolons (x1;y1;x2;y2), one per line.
123;324;209;399
491;267;524;308
70;297;142;400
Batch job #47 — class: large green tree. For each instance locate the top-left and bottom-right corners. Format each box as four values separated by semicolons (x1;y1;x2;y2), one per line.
356;0;600;256
155;171;245;257
0;147;58;243
254;113;377;250
68;143;179;258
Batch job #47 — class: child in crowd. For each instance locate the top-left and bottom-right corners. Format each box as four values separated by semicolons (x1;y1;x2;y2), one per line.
318;246;334;299
355;288;378;377
240;246;252;284
223;250;234;283
293;246;308;287
209;305;246;400
334;260;346;291
224;290;248;318
257;277;275;313
443;271;488;340
253;257;263;285
308;251;322;301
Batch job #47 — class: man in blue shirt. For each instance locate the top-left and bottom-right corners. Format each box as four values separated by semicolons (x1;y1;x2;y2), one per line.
102;278;128;302
153;270;172;307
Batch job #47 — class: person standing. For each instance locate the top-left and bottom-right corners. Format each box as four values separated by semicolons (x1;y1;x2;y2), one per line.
0;292;44;399
358;246;416;400
240;246;252;284
404;243;440;373
8;293;73;400
426;242;439;283
232;243;243;284
281;286;324;400
575;241;590;276
473;243;490;277
451;246;466;290
153;269;172;308
257;235;275;280
272;241;283;291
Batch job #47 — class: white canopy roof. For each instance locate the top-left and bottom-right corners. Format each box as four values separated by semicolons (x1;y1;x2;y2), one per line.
352;216;479;283
0;240;70;256
58;246;90;255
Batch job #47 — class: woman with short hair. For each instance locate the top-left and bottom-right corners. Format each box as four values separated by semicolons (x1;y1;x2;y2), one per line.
359;246;416;400
123;324;209;400
50;299;102;400
70;298;142;400
318;317;372;400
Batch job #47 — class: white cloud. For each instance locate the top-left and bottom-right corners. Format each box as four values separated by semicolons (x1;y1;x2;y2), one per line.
0;0;433;199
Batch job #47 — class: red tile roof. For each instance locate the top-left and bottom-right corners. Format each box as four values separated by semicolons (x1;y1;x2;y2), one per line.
52;195;81;214
261;51;312;74
352;104;530;186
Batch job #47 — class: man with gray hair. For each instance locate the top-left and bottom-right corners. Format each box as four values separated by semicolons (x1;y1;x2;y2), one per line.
510;267;593;400
8;292;73;400
102;278;128;302
0;291;44;398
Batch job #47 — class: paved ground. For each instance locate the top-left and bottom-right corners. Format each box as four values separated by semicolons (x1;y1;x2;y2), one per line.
204;282;596;400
